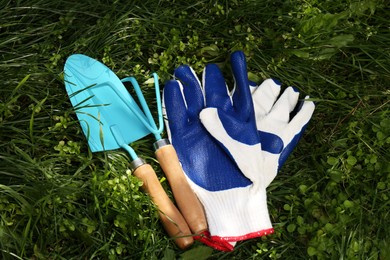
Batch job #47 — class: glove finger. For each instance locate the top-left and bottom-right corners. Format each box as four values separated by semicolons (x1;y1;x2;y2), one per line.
203;63;233;112
174;65;205;121
230;51;253;121
163;80;189;135
277;96;314;167
268;86;299;123
252;78;282;120
286;96;315;138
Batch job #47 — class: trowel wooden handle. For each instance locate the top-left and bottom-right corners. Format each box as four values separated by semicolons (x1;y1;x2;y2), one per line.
155;144;208;235
133;163;194;249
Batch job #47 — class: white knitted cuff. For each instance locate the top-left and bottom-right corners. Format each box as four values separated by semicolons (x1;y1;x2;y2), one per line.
188;179;273;242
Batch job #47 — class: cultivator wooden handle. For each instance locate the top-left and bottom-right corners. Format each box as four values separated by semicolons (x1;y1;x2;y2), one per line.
133;163;194;249
155;143;208;235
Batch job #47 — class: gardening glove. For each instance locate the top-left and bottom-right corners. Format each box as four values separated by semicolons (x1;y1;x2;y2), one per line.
199;52;315;250
248;77;315;187
163;51;274;250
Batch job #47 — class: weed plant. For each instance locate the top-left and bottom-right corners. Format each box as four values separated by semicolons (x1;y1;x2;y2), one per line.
0;0;389;259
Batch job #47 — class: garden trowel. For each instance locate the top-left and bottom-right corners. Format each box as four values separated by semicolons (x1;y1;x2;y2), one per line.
64;54;195;249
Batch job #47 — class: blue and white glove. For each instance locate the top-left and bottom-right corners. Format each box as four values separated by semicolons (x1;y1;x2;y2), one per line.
163;51;274;249
198;51;315;244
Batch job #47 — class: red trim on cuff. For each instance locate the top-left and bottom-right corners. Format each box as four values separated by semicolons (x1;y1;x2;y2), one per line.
210;227;274;242
194;230;234;252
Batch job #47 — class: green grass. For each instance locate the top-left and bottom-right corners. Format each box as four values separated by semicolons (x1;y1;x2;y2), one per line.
1;0;389;259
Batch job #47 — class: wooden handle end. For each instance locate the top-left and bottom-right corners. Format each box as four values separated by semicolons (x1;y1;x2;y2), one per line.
133;163;194;249
155;144;208;234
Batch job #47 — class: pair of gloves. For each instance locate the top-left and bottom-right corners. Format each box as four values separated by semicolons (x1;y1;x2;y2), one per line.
163;51;315;251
